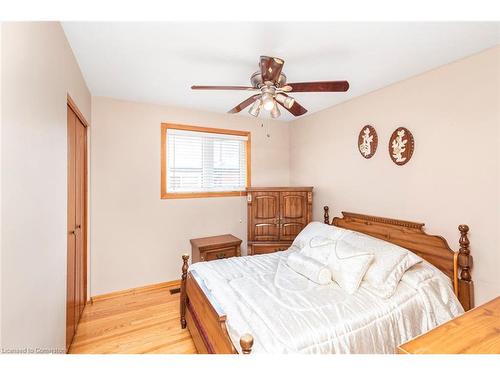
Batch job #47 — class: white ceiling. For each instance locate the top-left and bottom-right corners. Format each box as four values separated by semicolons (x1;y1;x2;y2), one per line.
62;22;499;122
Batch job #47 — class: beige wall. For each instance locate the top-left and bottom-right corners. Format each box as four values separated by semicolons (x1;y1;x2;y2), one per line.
1;22;91;350
290;46;500;306
0;21;3;347
90;97;290;295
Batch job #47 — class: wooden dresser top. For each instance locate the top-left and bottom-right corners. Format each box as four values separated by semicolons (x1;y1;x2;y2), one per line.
190;234;242;250
246;186;313;192
398;296;500;354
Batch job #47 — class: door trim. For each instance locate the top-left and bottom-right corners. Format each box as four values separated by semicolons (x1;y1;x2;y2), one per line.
67;94;90;128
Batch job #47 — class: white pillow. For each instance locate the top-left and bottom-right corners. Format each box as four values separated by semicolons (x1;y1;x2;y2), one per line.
329;241;374;294
292;222;350;250
299;235;335;265
341;231;422;298
286;252;332;285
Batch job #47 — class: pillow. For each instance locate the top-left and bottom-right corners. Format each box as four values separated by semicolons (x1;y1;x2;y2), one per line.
286;252;332;285
329;240;374;294
299;235;335;265
341;231;422;298
292;222;350;250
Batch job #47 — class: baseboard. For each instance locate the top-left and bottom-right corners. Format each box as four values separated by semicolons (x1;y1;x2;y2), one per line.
90;279;181;303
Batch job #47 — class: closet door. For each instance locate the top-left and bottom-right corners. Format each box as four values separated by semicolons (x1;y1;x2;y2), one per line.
249;192;280;242
66;106;77;349
75;117;87;318
279;191;308;241
66;103;87;351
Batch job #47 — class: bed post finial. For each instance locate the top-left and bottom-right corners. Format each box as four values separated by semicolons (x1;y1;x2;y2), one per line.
458;224;474;311
180;254;189;329
458;225;471;282
240;333;254;354
324;206;330;224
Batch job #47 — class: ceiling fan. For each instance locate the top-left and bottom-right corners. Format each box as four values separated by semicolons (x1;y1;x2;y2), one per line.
191;56;349;119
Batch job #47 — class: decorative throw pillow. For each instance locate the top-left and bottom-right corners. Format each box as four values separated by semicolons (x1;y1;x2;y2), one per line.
341;231;422;298
329;240;374;294
286;252;332;285
292;222;351;250
299;235;336;265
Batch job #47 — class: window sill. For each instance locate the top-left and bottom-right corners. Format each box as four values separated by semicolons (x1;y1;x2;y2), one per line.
161;191;248;199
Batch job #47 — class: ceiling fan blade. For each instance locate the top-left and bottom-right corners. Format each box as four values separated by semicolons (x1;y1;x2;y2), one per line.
191;85;258;91
277;97;308;117
228;94;261;114
285;81;349;92
260;56;285;83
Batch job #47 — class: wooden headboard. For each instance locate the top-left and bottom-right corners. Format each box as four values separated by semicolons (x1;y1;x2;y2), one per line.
323;207;474;311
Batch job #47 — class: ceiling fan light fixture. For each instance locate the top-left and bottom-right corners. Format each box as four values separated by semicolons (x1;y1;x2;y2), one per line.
275;93;295;109
270;103;281;119
248;98;262;117
262;93;275;111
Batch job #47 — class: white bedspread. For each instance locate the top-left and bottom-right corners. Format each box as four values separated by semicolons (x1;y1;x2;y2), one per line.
189;248;464;354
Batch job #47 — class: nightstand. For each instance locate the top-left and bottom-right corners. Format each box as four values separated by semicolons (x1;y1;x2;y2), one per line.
398;296;500;354
190;234;242;263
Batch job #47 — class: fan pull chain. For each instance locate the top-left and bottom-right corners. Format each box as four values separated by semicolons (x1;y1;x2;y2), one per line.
261;122;271;139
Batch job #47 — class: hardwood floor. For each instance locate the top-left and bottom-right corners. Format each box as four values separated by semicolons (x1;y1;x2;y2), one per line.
69;282;197;354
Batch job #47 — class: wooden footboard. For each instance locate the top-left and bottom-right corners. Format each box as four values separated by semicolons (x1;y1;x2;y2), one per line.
180;255;253;354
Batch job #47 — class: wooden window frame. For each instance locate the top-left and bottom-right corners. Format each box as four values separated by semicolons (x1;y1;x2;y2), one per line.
161;123;251;199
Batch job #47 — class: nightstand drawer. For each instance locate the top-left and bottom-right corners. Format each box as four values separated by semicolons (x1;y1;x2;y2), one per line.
202;247;237;261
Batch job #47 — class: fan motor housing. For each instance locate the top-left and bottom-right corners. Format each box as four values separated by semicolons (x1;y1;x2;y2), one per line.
251;71;287;88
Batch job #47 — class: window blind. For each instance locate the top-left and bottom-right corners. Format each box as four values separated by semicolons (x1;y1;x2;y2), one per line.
166;128;248;193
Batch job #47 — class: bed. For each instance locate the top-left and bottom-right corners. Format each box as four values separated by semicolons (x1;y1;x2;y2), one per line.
179;207;474;354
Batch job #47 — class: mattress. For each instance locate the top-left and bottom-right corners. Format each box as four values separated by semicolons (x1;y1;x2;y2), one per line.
189;247;464;354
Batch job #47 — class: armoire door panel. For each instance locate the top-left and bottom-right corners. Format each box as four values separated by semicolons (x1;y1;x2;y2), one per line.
282;194;306;219
281;223;305;238
250;192;280;241
255;195;278;219
254;223;279;241
280;192;308;241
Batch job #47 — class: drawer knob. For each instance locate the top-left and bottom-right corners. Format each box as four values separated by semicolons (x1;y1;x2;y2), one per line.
216;253;226;259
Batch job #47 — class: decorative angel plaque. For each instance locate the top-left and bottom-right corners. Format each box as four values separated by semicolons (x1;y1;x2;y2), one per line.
358;125;378;159
389;127;414;165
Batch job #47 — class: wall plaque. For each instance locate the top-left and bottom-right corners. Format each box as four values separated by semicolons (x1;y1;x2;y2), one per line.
358;125;378;159
389;127;414;166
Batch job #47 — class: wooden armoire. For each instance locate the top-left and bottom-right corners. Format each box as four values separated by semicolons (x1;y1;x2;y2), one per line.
246;187;313;255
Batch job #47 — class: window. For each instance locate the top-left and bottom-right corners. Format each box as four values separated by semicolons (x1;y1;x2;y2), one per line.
161;123;251;199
